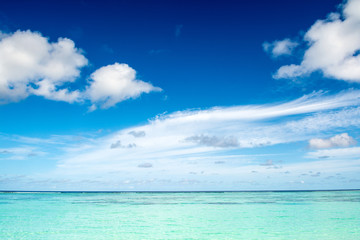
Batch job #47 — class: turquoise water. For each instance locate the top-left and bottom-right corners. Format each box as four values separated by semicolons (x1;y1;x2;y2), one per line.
0;191;360;239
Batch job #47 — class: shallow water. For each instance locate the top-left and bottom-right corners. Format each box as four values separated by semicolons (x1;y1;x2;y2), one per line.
1;191;359;239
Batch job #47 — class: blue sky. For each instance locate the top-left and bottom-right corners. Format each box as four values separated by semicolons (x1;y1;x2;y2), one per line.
0;0;360;191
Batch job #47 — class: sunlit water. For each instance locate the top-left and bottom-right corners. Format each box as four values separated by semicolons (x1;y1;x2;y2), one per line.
1;191;359;239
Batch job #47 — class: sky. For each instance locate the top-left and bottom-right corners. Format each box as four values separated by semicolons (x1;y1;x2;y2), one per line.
0;0;360;191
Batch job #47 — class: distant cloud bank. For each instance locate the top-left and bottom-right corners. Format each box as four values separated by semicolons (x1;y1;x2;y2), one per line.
309;133;356;149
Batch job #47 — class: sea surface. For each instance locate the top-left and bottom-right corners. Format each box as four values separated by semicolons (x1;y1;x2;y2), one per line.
0;191;359;239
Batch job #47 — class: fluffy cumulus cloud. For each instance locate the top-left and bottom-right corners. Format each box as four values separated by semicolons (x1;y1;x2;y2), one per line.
0;30;87;103
309;133;356;149
0;30;161;108
263;38;298;57
86;63;162;110
273;0;360;82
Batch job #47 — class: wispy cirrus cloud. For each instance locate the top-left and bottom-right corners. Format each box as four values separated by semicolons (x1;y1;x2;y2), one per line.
53;90;360;177
2;90;359;190
0;146;46;160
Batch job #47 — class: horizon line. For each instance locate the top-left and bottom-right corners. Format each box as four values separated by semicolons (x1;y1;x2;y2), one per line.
1;189;359;193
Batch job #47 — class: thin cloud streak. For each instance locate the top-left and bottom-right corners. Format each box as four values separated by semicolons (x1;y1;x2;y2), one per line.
306;147;360;159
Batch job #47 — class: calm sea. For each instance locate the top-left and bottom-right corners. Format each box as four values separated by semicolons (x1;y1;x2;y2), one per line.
0;191;359;239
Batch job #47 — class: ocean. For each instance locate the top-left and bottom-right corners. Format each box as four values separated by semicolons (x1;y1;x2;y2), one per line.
0;190;359;239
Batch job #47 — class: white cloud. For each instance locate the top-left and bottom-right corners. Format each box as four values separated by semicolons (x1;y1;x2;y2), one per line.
185;135;239;148
110;140;136;149
159;90;360;123
128;130;146;138
306;147;360;159
0;146;45;160
54;90;360;176
259;160;274;166
309;133;356;149
138;163;153;168
263;38;298;57
3;90;358;189
274;0;360;82
85;63;162;110
0;30;87;103
0;30;161;108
